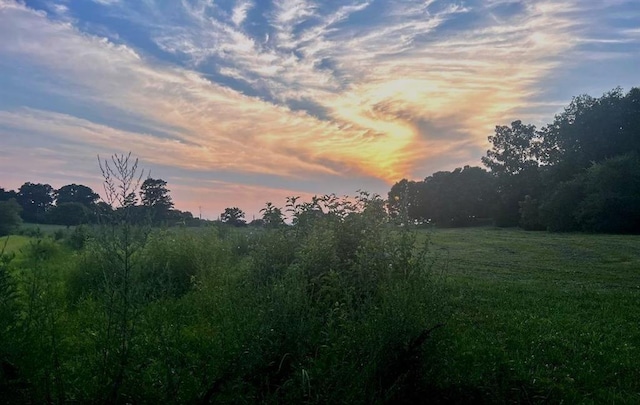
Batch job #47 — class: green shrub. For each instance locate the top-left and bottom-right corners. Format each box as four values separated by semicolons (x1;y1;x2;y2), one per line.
0;199;22;236
209;194;441;403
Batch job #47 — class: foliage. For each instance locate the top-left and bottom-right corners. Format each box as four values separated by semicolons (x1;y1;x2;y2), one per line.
574;152;640;233
140;178;174;223
16;182;55;223
0;199;22;236
0;192;442;403
538;179;584;232
56;184;99;207
476;87;640;231
0;238;19;389
518;195;544;231
388;167;496;227
221;206;246;227
47;202;90;226
260;202;285;228
0;187;18;202
482;120;540;177
541;87;640;171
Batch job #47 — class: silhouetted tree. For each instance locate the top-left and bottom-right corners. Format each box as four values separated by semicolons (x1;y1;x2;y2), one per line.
541;88;640;177
421;166;496;227
388;179;426;223
482;120;540;176
388;167;496;227
56;184;99;207
16;182;54;223
482;121;542;226
0;188;18;202
221;207;246;227
139;178;173;223
260;202;284;228
140;177;173;216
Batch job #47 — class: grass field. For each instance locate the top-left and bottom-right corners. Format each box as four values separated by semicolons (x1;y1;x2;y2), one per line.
422;227;640;402
20;222;72;234
0;235;32;255
2;224;638;402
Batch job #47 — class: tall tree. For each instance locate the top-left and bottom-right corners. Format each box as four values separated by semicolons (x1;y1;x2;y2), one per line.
387;179;426;223
56;184;99;207
16;182;54;223
482;121;542;226
221;207;246;227
421;166;496;226
482;120;540;177
139;178;173;222
540;87;640;181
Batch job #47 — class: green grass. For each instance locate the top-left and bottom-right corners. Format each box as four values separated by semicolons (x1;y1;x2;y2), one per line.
422;227;640;402
20;222;72;234
3;224;639;402
0;235;32;255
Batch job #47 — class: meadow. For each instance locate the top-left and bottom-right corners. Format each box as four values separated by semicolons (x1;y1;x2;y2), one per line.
424;228;640;403
1;215;639;403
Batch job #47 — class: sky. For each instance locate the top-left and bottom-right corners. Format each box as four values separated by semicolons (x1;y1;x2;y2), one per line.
1;0;639;219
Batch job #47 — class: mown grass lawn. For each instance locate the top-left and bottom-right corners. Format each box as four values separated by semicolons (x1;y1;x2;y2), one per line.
422;227;640;403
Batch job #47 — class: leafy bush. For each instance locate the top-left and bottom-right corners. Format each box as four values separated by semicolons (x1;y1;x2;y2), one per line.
575;153;640;233
0;199;22;236
215;193;441;403
518;195;545;231
539;180;585;231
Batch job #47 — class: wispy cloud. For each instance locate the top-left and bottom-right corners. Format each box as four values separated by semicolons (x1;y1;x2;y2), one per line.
231;0;253;27
1;0;638;211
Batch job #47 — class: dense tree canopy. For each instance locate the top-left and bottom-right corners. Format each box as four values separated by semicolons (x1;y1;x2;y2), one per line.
388;86;640;233
388;166;495;227
541;88;640;170
140;178;174;223
0;188;18;202
47;202;90;227
56;184;100;207
493;86;640;232
481;120;540;177
16;182;54;223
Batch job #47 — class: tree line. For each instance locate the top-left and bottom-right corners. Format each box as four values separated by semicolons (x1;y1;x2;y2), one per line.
0;178;201;235
2;86;638;235
388;86;640;233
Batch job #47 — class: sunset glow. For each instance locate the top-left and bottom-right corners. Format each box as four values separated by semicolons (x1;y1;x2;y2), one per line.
1;0;638;217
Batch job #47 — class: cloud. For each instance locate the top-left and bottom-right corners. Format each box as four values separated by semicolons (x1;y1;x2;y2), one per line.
231;0;253;27
1;0;638;214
